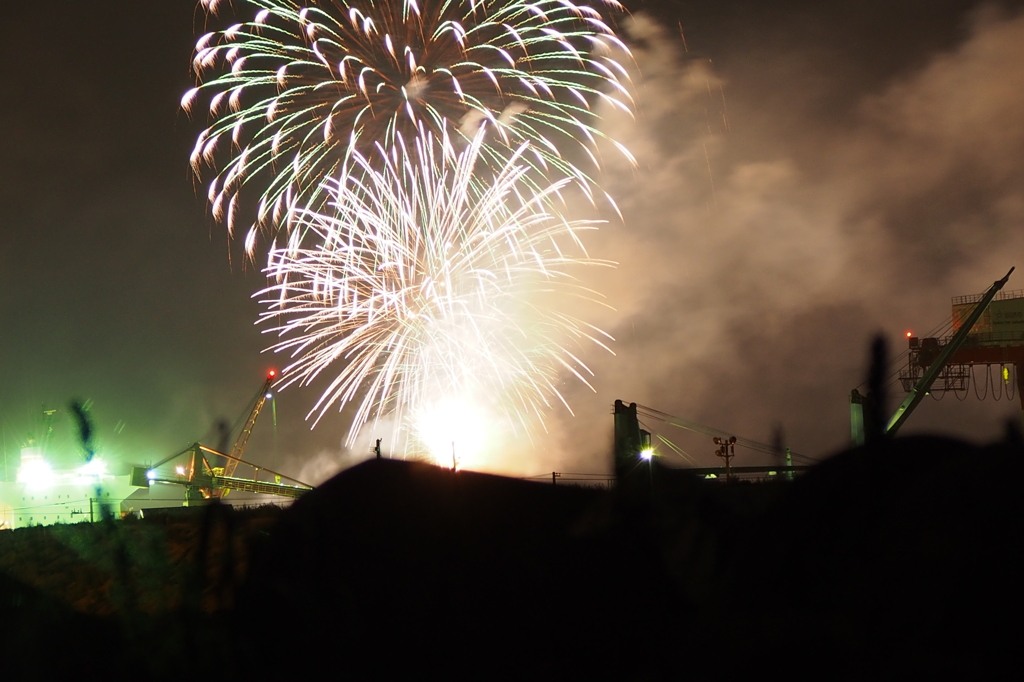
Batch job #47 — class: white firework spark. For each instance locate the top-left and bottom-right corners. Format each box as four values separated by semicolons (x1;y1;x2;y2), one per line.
186;0;634;250
257;127;614;452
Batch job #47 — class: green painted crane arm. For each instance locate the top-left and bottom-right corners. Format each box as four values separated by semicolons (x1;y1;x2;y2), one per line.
886;267;1015;436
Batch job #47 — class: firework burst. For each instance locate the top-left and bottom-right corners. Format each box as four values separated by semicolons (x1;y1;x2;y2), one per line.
186;0;634;251
257;127;613;450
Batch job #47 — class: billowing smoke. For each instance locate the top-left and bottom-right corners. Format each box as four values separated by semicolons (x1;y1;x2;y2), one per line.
543;9;1024;471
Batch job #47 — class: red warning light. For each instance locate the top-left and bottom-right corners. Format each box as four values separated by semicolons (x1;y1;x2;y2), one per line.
268;369;277;378
906;331;913;338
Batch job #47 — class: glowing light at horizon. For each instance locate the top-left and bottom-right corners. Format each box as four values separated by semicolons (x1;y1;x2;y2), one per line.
412;396;495;469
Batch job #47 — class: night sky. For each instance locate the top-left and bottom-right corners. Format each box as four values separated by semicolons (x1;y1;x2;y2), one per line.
3;0;1024;483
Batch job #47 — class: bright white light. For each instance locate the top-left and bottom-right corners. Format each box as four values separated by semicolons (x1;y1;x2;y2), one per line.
412;397;494;471
639;448;654;461
17;459;55;489
146;469;157;480
78;458;108;478
175;466;186;476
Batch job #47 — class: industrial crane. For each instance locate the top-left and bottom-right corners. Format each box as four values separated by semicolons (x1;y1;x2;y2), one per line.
851;267;1015;445
220;369;277;484
132;370;313;504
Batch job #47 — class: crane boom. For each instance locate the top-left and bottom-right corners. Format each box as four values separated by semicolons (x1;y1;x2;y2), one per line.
134;442;312;504
223;370;276;479
885;267;1014;436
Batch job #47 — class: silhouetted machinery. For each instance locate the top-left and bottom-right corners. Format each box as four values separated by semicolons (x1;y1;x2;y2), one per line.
851;267;1018;444
612;400;809;481
131;371;312;504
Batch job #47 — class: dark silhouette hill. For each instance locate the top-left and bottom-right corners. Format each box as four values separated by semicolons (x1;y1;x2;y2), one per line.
233;459;688;678
711;434;1024;679
233;437;1023;679
0;569;122;679
1;434;1020;679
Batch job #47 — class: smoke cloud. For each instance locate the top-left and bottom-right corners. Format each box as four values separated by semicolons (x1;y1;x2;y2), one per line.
543;8;1024;470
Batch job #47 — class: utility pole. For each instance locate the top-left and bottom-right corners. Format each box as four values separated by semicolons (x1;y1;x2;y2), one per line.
714;436;737;482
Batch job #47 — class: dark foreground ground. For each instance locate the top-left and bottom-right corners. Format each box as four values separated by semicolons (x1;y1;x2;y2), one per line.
1;434;1021;680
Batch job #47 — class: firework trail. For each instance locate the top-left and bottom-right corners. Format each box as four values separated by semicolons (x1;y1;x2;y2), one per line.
257;127;613;452
185;0;634;251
